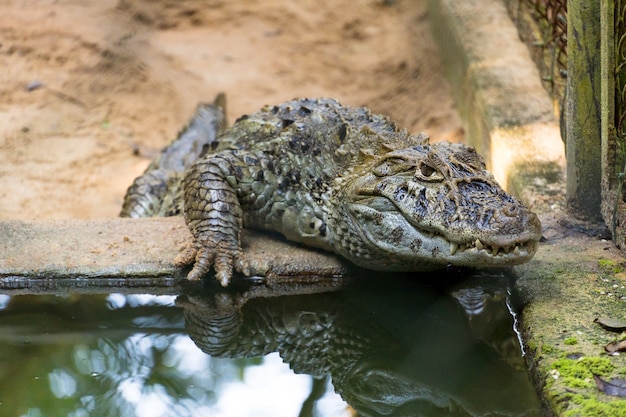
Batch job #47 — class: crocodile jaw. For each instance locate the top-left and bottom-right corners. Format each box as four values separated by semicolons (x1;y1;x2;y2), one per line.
345;199;539;271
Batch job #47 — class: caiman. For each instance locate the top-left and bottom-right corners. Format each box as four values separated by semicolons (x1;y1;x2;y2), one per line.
121;96;542;286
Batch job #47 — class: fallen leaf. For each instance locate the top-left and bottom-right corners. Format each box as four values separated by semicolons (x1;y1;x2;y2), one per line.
566;353;584;360
594;375;626;397
594;317;626;332
605;339;626;354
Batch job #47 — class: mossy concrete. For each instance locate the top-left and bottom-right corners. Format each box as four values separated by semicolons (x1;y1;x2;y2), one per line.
516;214;626;416
565;0;603;220
427;0;566;199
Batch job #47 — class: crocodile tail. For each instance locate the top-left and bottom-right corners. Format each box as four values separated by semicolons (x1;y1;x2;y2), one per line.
120;94;227;217
119;169;170;218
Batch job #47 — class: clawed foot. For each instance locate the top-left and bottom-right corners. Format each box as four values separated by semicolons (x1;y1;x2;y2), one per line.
174;240;250;286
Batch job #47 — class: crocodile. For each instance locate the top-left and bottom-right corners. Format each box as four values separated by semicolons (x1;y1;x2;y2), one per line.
122;96;542;286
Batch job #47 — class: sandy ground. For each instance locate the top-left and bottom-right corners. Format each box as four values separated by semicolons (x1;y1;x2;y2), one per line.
0;0;463;220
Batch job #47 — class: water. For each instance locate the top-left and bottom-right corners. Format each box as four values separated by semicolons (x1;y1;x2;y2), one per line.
0;270;542;417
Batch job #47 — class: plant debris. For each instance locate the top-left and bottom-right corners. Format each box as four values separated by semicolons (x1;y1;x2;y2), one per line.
594;317;626;332
605;339;626;354
594;375;626;397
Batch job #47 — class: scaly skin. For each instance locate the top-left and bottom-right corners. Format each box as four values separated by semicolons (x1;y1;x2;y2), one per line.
120;94;227;218
166;98;541;286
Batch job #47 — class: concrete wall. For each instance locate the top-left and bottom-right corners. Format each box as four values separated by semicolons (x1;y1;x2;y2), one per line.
427;0;566;205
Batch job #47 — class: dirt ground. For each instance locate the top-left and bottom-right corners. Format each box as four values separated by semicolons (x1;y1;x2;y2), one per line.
0;0;463;220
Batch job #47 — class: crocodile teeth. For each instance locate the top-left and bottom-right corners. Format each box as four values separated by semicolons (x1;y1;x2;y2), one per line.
447;239;529;257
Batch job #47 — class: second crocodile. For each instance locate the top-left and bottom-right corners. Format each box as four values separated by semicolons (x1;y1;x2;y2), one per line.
122;97;542;286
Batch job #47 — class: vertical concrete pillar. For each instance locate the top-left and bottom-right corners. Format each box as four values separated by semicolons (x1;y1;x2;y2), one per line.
600;0;617;230
566;0;603;220
601;0;615;182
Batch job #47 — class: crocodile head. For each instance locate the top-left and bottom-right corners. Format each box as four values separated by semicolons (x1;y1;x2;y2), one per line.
337;141;541;271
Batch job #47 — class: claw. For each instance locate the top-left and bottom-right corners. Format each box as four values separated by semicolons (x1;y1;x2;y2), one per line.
186;248;215;281
186;265;206;281
214;252;234;286
215;270;231;287
236;256;251;277
175;239;245;286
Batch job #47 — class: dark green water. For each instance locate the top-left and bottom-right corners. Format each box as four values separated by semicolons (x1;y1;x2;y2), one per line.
0;270;541;417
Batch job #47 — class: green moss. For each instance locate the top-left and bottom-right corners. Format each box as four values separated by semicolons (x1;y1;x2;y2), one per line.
564;337;578;345
583;357;617;375
552;357;615;386
561;376;593;388
542;344;557;354
564;393;626;417
551;357;626;416
598;259;624;274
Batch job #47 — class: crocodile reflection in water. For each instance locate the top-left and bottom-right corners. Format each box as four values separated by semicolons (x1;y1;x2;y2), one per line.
177;272;541;417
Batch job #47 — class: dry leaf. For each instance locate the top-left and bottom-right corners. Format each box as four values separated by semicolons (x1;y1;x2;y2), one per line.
594;375;626;397
605;339;626;354
594;317;626;332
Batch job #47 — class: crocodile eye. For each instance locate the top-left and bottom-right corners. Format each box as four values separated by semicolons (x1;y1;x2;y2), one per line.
415;162;443;182
420;163;436;177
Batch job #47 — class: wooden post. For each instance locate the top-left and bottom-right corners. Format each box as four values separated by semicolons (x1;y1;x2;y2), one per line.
566;0;603;220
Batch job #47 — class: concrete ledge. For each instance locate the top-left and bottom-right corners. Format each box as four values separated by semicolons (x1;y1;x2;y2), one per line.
427;0;565;201
516;214;626;416
0;218;188;280
0;218;350;293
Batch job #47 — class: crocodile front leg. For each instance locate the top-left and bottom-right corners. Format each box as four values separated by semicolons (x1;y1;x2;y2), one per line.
174;152;250;286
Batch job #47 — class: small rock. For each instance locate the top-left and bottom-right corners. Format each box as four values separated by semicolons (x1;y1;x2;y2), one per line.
25;80;44;91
